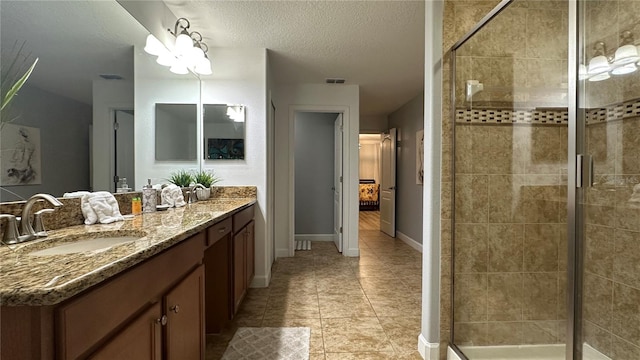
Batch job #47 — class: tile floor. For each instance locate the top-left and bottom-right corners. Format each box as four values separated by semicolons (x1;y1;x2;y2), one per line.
206;211;423;359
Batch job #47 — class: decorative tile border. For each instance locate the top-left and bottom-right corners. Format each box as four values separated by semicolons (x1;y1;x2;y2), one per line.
455;108;568;124
455;98;640;125
586;98;640;125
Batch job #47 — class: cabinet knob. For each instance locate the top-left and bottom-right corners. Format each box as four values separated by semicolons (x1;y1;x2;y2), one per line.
170;305;180;313
219;227;227;233
157;315;168;326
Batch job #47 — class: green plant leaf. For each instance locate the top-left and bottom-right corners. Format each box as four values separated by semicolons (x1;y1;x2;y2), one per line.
2;58;38;112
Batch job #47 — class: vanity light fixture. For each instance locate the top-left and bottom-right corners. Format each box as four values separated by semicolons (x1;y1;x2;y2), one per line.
582;31;639;82
143;17;213;76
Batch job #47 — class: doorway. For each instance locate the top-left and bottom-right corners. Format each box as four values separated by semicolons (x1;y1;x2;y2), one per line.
113;109;134;191
293;112;343;252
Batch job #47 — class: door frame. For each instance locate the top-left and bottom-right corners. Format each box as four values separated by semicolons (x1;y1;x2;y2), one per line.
288;105;356;257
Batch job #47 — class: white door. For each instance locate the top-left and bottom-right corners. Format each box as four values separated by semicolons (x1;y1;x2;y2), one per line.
380;128;396;237
333;114;343;252
114;109;134;191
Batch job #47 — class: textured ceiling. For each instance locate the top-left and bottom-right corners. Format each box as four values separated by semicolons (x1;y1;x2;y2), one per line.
163;0;425;116
2;1;425;116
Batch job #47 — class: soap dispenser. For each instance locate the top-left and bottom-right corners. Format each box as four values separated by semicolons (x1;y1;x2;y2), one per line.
142;179;157;213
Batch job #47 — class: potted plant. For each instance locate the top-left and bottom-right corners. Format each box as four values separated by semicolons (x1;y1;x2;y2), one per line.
193;169;220;200
168;169;194;188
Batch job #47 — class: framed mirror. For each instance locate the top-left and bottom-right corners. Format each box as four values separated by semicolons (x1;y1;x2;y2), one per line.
203;104;245;160
155;103;198;161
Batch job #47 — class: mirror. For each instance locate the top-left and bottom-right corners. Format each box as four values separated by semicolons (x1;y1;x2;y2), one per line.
155;103;198;161
203;104;245;160
0;1;150;201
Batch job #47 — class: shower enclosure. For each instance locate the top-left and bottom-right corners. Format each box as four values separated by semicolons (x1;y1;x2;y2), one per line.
449;0;640;359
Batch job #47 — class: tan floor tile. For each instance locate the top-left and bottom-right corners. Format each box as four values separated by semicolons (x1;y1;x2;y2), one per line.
367;295;422;317
359;277;411;295
319;294;377;318
353;265;398;279
309;354;326;360
378;316;422;352
325;352;397;359
322;317;394;353
316;278;365;295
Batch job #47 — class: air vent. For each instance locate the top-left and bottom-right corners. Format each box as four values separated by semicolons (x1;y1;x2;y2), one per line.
326;78;346;84
99;74;124;80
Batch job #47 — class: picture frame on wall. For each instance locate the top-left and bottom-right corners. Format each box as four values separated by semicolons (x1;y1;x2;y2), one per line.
1;123;42;185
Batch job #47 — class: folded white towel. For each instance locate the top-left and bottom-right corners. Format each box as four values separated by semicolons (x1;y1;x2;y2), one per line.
161;184;186;208
81;191;125;225
63;191;91;198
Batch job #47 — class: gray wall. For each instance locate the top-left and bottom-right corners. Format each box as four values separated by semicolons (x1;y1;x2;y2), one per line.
388;92;424;243
1;85;92;201
294;112;337;234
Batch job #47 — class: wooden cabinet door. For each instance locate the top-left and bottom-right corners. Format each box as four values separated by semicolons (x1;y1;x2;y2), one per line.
232;230;246;314
204;233;231;334
165;265;204;360
90;303;162;360
245;220;255;287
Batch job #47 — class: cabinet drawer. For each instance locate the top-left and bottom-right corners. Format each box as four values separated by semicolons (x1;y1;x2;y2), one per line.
233;205;254;233
206;218;232;247
56;232;205;360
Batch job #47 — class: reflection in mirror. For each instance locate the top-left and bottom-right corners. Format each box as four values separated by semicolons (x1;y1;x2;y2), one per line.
0;1;149;201
203;105;245;160
155;104;198;161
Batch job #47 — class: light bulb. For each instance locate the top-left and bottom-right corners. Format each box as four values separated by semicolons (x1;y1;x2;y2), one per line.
175;33;193;56
587;55;611;75
195;57;212;75
612;44;640;66
588;72;610;82
144;34;165;56
170;61;189;75
156;51;176;67
611;63;637;75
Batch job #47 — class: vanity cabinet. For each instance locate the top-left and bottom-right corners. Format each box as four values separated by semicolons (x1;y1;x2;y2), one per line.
232;205;255;315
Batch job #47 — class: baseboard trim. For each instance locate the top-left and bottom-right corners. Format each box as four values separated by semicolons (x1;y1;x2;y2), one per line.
276;248;291;258
294;234;334;241
342;247;360;257
397;231;423;253
250;274;269;288
418;334;439;359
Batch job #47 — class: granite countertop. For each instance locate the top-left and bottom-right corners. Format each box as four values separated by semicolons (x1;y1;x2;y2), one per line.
0;198;255;307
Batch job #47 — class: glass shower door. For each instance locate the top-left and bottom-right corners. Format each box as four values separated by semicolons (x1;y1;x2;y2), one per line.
578;1;640;358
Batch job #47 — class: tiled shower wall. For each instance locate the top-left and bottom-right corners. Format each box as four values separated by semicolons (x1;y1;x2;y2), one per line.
583;112;640;358
453;121;568;346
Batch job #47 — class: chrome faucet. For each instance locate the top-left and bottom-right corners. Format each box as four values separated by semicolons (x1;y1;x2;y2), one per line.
188;184;206;203
20;193;63;239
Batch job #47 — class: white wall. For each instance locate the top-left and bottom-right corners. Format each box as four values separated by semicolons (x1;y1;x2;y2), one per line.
200;48;268;287
274;84;360;257
360;115;388;133
92;79;134;192
133;45;201;189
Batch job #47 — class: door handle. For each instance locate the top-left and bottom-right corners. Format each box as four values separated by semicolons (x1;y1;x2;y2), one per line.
388;186;396;190
332;186;335;190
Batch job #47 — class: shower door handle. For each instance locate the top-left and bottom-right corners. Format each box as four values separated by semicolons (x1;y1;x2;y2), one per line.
576;154;594;188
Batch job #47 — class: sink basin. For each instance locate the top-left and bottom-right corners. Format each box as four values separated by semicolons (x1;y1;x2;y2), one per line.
28;236;142;256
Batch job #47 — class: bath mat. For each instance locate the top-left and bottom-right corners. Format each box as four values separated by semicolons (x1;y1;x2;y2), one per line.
221;327;310;360
295;240;311;251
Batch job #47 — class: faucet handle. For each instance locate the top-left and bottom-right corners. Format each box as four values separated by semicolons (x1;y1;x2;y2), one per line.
0;215;20;245
33;209;55;237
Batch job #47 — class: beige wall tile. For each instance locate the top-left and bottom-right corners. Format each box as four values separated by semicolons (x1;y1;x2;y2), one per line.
526;9;567;60
486;322;523;345
584;320;613;358
611;335;640;360
587;122;618;176
455;224;488;273
612;283;640;346
618;118;640;175
454;273;488;322
524;224;561;272
453;322;487;346
613;229;640;289
488;273;523;321
523;272;559;320
455;175;488;223
583;273;613;331
522;321;561;344
584;225;615;278
488;224;524;272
